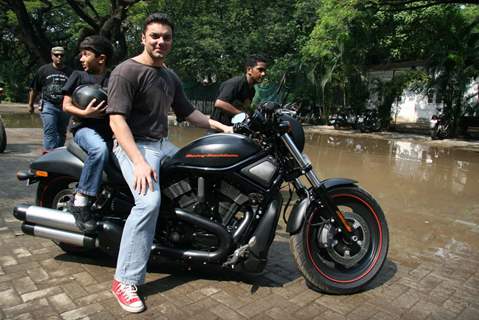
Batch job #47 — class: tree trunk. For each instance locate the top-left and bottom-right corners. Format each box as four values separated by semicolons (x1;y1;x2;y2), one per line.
8;0;51;64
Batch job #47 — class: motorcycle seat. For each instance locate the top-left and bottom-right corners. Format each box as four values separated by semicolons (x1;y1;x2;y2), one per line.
66;141;127;186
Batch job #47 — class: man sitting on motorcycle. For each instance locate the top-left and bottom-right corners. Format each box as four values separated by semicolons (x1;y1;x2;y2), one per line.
62;36;114;233
106;13;232;313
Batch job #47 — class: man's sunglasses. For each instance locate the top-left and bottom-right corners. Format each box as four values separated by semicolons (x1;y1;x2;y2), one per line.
52;53;64;57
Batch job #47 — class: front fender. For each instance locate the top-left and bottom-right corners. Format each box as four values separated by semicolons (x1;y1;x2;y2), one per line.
286;178;357;235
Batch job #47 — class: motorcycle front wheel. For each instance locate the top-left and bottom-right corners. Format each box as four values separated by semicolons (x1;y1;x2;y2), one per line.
290;186;389;294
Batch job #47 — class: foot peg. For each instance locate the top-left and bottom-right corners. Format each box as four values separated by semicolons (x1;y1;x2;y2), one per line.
222;236;256;269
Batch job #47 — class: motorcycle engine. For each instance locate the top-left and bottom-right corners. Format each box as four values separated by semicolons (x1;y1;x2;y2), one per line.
162;177;250;250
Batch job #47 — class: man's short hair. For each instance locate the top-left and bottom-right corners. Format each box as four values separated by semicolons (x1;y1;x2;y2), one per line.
79;35;113;63
245;54;267;69
143;13;175;34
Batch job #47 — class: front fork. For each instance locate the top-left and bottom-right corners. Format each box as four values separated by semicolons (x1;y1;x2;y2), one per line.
280;134;354;240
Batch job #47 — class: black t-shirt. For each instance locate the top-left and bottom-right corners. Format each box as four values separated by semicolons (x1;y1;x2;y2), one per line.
106;59;195;140
210;75;255;126
62;70;111;137
31;63;73;105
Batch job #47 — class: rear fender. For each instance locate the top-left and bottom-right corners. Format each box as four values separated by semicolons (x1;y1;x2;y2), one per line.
30;147;84;179
286;178;357;234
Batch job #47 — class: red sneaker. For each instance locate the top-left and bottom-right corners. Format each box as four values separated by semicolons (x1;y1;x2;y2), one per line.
111;279;144;313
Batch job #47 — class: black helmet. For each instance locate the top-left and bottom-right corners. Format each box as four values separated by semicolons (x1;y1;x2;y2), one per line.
72;84;107;110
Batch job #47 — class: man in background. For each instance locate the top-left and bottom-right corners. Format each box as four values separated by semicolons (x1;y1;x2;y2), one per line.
28;46;73;152
210;54;267;127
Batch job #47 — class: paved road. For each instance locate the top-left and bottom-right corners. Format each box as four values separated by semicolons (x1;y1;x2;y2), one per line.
0;125;478;319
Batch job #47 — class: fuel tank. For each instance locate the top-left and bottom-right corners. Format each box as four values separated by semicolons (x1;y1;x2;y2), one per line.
163;133;262;170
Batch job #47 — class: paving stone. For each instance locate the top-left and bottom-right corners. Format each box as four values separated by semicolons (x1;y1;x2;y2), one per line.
14;277;38;295
0;256;17;267
2;298;49;318
59;303;104;320
11;313;34;320
316;309;347;320
0;289;22;307
314;295;358;315
183;297;219;316
21;287;63;303
457;307;479;320
264;306;295;320
237;295;285;318
148;301;189;319
428;307;460;320
211;290;250;310
293;302;329;319
442;294;469;315
408;265;434;280
70;272;96;288
26;267;49;282
83;311;117;320
402;300;438;320
47;293;76;313
288;289;321;307
13;248;32;258
75;290;112;306
60;283;88;300
345;302;380;320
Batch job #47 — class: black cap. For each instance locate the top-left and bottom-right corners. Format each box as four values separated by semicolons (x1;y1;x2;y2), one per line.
79;35;113;58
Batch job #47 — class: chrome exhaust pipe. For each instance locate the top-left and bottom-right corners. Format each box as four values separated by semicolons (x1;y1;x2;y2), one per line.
14;204;81;233
21;223;98;248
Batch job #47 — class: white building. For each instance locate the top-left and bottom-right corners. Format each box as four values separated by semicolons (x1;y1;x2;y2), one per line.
367;61;478;124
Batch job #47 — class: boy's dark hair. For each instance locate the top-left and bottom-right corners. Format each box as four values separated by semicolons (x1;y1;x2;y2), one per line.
245;54;267;69
79;35;113;63
143;13;175;34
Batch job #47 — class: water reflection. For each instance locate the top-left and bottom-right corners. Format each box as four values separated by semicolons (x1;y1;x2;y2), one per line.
303;132;478;202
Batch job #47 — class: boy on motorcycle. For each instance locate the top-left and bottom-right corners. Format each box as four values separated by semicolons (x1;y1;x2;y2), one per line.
62;36;114;232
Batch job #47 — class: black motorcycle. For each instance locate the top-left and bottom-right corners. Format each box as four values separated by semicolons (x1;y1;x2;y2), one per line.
357;109;382;133
430;108;451;140
328;108;357;130
13;101;389;294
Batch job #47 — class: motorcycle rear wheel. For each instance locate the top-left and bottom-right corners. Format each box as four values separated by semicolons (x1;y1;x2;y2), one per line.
290;186;389;294
0;118;6;153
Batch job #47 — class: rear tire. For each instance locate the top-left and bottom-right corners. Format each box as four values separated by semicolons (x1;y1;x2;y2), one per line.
290;186;389;294
0;118;6;153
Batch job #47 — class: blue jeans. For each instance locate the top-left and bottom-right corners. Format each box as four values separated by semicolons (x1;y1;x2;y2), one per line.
113;138;178;285
40;100;70;151
74;127;112;197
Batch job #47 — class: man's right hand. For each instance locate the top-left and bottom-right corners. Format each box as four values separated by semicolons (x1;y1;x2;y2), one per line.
133;160;158;195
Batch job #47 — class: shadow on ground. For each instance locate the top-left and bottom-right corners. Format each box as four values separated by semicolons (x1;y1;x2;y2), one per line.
54;237;397;298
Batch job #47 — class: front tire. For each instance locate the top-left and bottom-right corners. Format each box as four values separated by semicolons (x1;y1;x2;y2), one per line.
290;186;389;294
